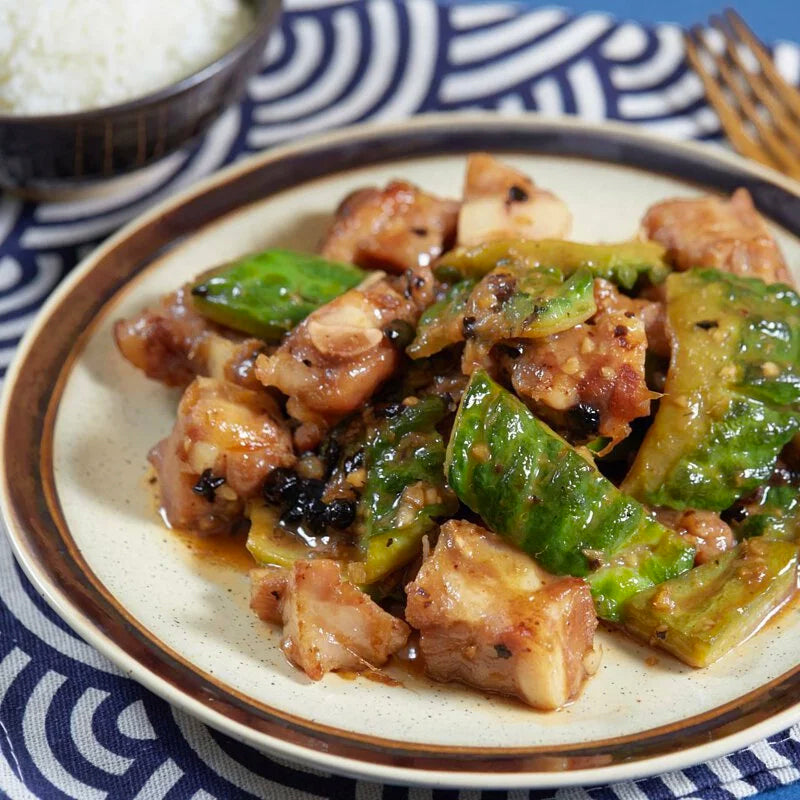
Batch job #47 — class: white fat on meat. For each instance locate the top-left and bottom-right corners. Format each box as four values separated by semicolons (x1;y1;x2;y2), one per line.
405;520;599;710
457;153;572;247
250;560;410;680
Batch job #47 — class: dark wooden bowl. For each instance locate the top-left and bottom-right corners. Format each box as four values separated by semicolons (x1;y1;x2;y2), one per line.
0;0;281;195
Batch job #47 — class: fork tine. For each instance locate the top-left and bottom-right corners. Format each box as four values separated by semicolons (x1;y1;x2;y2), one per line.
696;25;800;177
712;15;800;154
724;8;800;121
684;28;775;169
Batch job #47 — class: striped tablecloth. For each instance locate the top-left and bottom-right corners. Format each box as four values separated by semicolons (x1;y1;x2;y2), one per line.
1;2;800;798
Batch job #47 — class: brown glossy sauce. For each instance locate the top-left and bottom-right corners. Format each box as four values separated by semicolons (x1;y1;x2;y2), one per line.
333;635;421;687
335;670;403;687
171;527;255;572
365;670;402;687
392;632;427;679
146;467;255;572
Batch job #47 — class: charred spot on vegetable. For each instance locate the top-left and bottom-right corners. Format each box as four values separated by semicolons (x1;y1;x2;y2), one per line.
695;320;719;330
383;319;415;349
523;304;548;325
582;549;605;570
302;358;312;367
191;469;226;503
190;284;209;298
506;185;529;203
386;537;394;547
614;325;628;338
494;643;513;659
411;227;428;237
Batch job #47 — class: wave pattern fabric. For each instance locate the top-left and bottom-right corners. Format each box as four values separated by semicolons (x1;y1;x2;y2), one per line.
1;2;800;798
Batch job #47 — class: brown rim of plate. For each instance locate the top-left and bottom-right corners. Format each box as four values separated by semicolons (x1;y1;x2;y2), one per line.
3;116;800;776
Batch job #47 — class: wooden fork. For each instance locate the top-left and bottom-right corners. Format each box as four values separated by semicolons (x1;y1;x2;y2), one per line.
685;8;800;179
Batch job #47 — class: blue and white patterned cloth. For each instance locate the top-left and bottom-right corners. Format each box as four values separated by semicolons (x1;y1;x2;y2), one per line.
2;2;800;798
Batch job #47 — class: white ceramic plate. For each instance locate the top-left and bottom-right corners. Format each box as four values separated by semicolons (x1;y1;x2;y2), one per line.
3;114;800;789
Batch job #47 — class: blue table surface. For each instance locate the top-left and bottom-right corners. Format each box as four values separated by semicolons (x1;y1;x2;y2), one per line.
457;0;800;45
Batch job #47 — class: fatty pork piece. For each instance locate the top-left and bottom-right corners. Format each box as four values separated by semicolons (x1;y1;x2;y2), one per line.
405;520;599;710
114;285;266;388
642;188;791;285
457;153;572;246
652;508;735;566
150;377;295;534
250;560;410;680
255;269;434;450
502;279;659;452
319;180;459;273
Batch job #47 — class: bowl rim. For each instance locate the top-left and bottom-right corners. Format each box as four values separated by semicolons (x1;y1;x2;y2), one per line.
0;0;281;125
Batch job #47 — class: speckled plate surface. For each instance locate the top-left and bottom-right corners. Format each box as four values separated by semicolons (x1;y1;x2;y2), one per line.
3;115;800;789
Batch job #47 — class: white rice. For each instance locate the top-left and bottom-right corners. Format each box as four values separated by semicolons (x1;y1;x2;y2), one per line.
0;0;255;115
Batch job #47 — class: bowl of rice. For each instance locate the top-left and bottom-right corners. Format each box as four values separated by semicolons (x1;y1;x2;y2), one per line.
0;0;281;195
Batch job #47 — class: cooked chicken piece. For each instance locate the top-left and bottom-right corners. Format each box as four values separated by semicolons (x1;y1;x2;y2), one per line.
114;285;267;388
405;520;599;710
251;560;409;680
642;188;791;285
503;279;659;451
653;508;735;566
319;181;459;273
256;269;434;450
457;153;572;247
149;377;295;534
